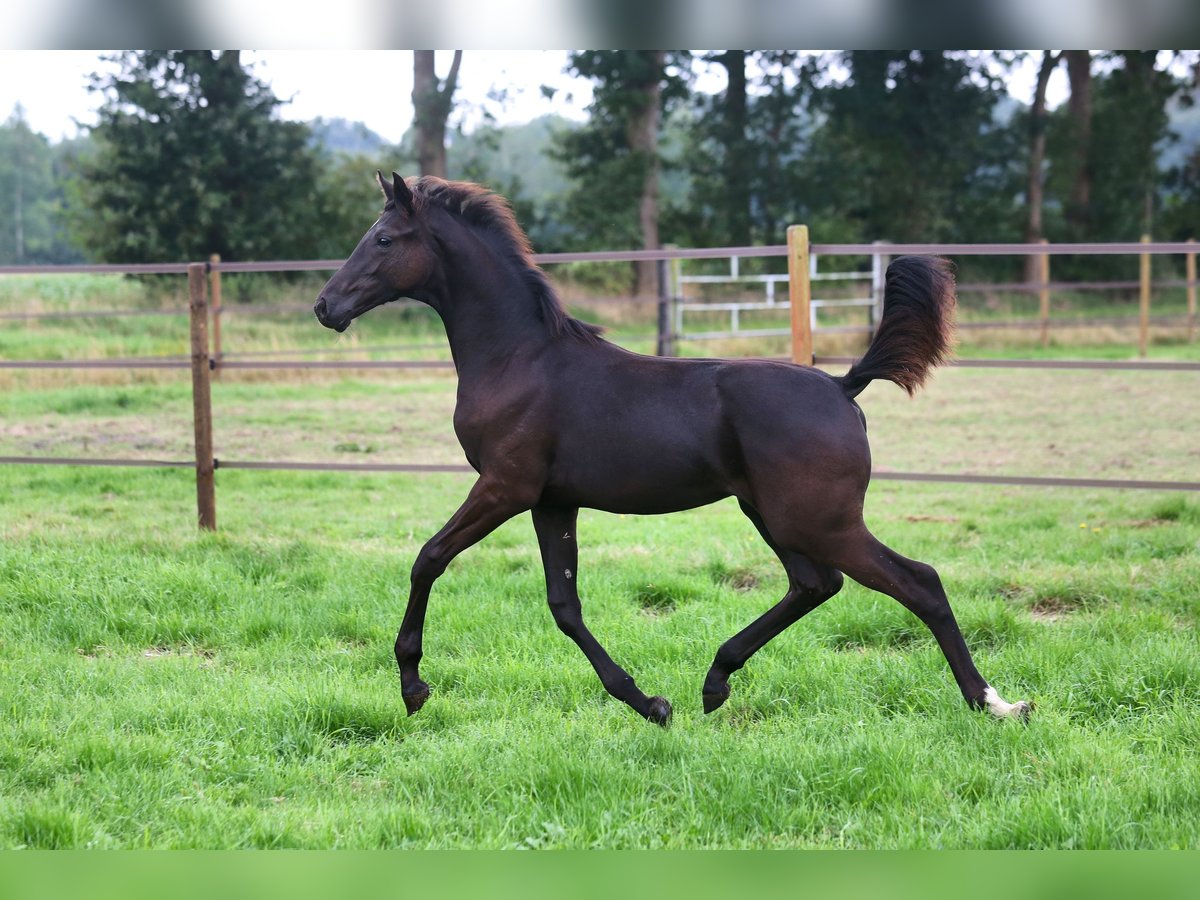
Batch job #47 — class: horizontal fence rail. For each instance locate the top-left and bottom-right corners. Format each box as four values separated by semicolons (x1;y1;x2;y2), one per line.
3;455;1197;493
6;240;1195;278
0;456;195;468
3;236;1198;529
6;355;1200;373
808;241;1198;256
815;356;1200;372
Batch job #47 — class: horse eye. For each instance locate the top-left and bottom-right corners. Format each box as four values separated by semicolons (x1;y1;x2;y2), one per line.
377;236;392;247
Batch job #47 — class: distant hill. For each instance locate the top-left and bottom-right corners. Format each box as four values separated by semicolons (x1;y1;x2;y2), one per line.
447;114;576;199
308;117;394;157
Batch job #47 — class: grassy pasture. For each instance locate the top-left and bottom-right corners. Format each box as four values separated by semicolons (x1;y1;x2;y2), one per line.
1;466;1198;848
1;273;1199;848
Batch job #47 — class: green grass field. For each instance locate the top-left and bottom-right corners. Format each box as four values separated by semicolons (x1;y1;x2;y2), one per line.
1;273;1199;848
2;466;1199;848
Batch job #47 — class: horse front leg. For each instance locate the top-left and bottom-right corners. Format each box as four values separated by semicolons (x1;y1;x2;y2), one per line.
396;478;530;715
532;505;673;726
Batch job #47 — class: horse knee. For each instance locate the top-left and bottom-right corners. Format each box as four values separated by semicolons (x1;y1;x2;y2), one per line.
547;595;583;636
906;559;943;594
411;543;448;585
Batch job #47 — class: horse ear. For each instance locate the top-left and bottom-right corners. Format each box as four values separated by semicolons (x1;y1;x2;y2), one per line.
376;170;394;204
392;172;415;214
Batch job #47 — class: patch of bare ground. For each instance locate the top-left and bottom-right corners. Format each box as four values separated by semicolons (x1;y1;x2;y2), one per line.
999;583;1087;623
1027;596;1076;623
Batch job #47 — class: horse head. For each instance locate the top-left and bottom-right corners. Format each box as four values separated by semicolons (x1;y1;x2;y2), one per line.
314;171;438;333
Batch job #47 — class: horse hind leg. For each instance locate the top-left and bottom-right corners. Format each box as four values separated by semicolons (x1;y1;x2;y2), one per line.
819;524;1031;721
702;501;844;713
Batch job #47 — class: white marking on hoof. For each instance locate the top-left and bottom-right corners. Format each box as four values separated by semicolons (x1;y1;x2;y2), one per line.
984;686;1032;721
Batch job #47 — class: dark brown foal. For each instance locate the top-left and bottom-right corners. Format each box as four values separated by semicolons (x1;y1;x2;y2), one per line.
316;173;1031;726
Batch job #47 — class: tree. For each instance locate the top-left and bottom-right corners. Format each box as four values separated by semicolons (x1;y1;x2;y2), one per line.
799;52;1022;250
1087;52;1183;239
712;51;750;245
1025;51;1061;280
1160;54;1200;241
412;51;462;178
677;51;809;248
1032;52;1193;280
0;105;79;264
1062;50;1093;239
553;51;688;296
72;51;324;263
309;153;398;259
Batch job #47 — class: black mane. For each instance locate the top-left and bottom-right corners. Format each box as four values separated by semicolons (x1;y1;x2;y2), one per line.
404;176;605;345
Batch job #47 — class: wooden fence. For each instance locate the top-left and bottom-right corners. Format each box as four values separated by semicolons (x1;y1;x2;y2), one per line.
2;237;1199;530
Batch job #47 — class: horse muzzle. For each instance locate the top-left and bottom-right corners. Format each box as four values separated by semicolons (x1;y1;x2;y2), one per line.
313;296;350;333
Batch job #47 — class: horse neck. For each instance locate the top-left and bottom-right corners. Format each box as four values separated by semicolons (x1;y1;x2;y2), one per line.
424;224;556;380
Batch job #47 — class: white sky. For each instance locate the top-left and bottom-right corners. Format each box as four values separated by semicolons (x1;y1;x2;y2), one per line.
0;50;591;143
0;50;1067;145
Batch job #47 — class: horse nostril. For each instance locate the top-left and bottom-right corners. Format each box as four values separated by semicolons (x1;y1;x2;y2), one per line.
314;297;328;320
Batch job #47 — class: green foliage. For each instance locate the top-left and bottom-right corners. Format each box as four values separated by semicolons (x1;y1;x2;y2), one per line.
448;115;577;251
309;153;392;260
673;52;813;247
0;106;81;264
550;51;690;253
799;52;1023;247
1085;52;1180;242
71;51;325;263
8;49;1198;272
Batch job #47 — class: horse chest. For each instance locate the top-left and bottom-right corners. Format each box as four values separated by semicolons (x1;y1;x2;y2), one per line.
452;404;486;463
452;392;546;468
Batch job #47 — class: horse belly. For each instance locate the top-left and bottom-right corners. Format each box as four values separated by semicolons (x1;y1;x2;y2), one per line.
542;428;733;515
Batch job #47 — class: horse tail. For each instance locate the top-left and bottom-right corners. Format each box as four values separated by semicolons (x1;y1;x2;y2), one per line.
838;255;956;399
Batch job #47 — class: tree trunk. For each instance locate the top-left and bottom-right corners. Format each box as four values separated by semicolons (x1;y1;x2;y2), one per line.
1025;51;1060;281
412;50;462;179
627;50;663;298
719;50;751;246
1064;50;1092;239
1122;51;1160;235
13;164;23;263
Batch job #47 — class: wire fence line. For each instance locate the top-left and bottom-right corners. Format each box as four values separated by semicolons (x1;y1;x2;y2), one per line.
5;283;1197;322
3;240;1199;529
5;355;1198;373
3;455;1197;494
4;239;1199;277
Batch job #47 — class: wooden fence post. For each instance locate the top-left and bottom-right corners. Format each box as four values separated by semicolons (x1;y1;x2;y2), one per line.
657;248;676;362
1139;234;1151;358
788;225;812;365
208;253;223;377
189;263;217;531
1038;238;1051;348
656;256;673;357
1187;238;1196;344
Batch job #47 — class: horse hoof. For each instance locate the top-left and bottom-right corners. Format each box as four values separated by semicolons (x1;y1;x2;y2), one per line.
645;696;673;727
1011;700;1033;723
702;685;730;714
403;683;430;716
